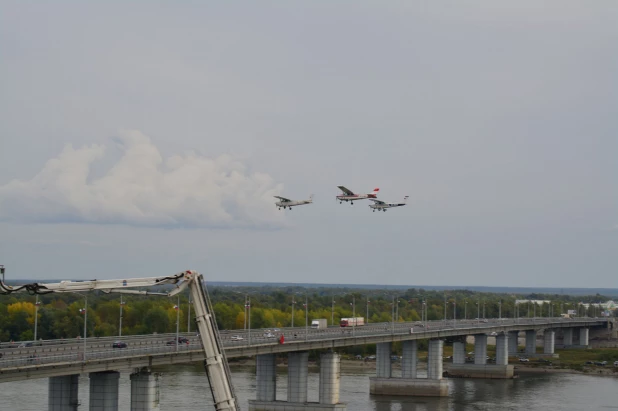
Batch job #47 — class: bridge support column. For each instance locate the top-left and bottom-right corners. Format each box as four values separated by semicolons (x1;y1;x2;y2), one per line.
130;369;160;411
89;371;120;411
256;354;277;402
525;330;537;355
287;351;308;403
401;340;418;378
370;339;447;396
427;339;444;379
544;330;555;355
452;340;466;365
563;328;573;347
447;334;514;379
474;334;487;365
578;328;589;347
48;374;79;411
250;352;346;411
496;333;508;365
376;342;392;378
508;331;519;355
319;352;343;405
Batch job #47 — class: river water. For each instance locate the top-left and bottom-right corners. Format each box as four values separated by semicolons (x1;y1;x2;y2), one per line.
1;364;617;410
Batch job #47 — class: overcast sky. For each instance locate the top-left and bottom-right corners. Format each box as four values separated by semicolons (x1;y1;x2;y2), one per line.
1;1;616;287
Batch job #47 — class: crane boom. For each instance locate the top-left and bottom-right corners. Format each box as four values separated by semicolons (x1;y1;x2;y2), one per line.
0;270;240;411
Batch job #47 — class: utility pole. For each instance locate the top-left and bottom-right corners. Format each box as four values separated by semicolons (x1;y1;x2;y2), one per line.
453;298;456;328
464;300;467;320
366;296;370;324
304;295;308;341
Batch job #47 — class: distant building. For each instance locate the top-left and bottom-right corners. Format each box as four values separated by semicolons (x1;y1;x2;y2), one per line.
515;300;550;306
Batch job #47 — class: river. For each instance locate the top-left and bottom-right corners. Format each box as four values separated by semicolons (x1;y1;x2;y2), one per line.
1;364;616;410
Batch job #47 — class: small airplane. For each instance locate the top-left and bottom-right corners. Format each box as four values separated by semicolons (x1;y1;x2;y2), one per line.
368;196;409;212
274;194;314;210
336;186;379;205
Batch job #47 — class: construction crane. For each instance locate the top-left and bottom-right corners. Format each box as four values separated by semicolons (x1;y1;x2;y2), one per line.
0;269;240;411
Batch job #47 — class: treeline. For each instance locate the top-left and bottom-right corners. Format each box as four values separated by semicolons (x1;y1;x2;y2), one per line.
0;285;614;342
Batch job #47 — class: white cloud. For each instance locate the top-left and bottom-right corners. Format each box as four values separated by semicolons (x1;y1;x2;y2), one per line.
0;130;285;229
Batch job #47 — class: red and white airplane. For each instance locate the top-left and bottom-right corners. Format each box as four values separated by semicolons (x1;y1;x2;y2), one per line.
336;186;379;205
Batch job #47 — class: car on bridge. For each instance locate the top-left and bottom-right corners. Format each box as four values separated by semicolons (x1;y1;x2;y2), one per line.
263;332;276;338
112;341;127;349
166;337;190;345
230;335;244;341
614;361;618;367
519;358;529;362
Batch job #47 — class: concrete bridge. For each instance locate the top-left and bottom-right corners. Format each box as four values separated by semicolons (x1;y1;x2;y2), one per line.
0;317;610;410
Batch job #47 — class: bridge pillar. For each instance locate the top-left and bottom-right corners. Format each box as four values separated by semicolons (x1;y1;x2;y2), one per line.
287;351;308;403
89;371;120;411
447;334;514;379
371;339;448;396
543;330;555;355
508;331;519;355
130;369;160;411
525;330;537;355
48;374;79;411
495;333;508;365
256;354;277;402
474;334;488;365
250;352;346;411
319;352;342;405
376;342;392;378
452;341;466;365
401;340;418;378
579;328;589;346
563;328;573;346
427;339;444;379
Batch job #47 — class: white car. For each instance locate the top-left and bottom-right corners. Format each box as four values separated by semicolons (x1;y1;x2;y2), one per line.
230;335;244;341
263;333;276;338
614;361;618;367
519;358;530;362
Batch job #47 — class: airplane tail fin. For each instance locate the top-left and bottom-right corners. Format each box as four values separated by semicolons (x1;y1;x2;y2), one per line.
403;195;409;204
370;188;380;194
309;194;314;202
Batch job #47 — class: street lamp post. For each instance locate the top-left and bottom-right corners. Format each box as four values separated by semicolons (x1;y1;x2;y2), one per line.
78;295;88;361
476;301;480;325
498;300;502;321
453;298;456;328
444;295;447;325
391;296;395;334
331;294;335;327
366;296;370;324
34;295;40;342
291;297;296;328
464;300;467;320
483;301;486;319
304;295;308;341
174;297;180;352
119;295;125;337
247;298;252;344
351;296;356;336
422;301;427;326
187;294;192;333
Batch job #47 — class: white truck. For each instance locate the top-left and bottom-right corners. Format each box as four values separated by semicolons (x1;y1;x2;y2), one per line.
311;319;328;329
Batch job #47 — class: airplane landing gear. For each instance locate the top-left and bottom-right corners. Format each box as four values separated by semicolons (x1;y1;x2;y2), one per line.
289;207;292;210
340;201;342;204
372;209;375;212
383;209;386;212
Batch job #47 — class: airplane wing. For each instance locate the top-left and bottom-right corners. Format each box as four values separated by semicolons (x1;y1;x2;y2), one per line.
274;196;291;202
369;199;385;204
337;186;355;196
